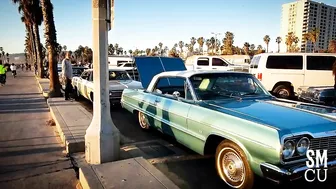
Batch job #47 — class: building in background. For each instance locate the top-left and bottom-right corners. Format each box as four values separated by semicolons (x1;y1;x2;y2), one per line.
280;0;336;52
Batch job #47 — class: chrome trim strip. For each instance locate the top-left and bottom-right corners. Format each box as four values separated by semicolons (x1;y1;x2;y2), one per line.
122;95;275;149
261;159;336;176
121;100;207;141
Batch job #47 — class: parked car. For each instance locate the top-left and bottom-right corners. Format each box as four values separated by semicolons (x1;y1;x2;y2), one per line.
108;55;133;67
249;53;336;99
121;56;336;189
185;55;248;72
297;86;336;106
58;66;88;90
221;55;251;65
72;68;143;103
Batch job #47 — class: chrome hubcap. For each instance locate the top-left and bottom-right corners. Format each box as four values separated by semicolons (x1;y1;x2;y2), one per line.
222;151;245;183
139;113;148;128
278;89;289;97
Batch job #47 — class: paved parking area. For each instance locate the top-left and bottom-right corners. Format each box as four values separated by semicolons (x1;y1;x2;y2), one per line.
78;98;335;189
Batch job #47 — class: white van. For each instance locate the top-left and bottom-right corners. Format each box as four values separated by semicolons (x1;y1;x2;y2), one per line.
249;53;336;98
108;56;133;66
221;55;251;65
185;55;247;72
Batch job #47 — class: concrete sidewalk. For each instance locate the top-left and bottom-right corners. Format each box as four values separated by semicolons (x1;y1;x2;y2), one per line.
0;70;78;189
35;76;180;189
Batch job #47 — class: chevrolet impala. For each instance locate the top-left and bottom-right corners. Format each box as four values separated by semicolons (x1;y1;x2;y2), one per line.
120;57;336;189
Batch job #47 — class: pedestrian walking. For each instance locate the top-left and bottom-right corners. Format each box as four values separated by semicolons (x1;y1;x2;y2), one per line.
62;51;73;100
25;63;28;71
10;63;17;78
21;63;24;71
0;61;7;86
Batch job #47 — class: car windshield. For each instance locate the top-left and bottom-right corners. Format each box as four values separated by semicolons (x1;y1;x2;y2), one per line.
189;73;270;101
109;70;131;80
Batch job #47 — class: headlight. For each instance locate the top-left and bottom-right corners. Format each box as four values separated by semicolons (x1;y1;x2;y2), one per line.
314;92;320;99
282;140;295;159
296;137;310;156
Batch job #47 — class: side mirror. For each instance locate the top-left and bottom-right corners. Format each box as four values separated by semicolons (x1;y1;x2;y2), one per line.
172;91;180;99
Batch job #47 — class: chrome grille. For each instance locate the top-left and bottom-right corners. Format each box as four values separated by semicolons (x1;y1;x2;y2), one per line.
310;136;336;157
109;91;122;97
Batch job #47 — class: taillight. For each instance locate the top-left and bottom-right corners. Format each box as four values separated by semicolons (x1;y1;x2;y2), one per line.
257;73;262;81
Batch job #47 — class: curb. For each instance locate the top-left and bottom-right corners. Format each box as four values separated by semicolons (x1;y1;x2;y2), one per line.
79;157;180;189
35;75;49;98
47;98;86;154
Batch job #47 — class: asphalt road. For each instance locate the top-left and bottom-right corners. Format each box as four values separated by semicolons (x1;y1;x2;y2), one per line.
78;98;335;189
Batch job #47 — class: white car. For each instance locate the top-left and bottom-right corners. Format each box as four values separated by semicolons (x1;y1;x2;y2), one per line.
184;55;247;72
72;68;143;103
249;53;336;98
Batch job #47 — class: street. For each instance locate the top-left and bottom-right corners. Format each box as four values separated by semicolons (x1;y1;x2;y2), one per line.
0;71;78;189
78;98;335;189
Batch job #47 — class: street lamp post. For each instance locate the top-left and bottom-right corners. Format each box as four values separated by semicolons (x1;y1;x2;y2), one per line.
85;0;120;164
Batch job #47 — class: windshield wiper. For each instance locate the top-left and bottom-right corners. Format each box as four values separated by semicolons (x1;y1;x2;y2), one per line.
241;92;259;96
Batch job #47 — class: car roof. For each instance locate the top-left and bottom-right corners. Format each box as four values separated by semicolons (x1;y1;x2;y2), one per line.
155;70;252;78
85;68;129;72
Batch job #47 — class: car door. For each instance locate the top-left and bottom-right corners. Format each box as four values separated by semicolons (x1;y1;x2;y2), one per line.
79;71;91;99
152;77;192;146
211;57;229;70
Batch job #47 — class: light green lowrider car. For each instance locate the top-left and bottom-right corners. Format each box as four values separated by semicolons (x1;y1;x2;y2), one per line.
121;57;336;189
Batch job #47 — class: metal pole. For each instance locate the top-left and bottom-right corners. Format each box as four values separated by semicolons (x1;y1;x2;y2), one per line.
85;0;120;164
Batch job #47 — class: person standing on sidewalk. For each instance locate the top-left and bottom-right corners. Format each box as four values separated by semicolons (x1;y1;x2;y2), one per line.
62;51;73;100
0;61;7;86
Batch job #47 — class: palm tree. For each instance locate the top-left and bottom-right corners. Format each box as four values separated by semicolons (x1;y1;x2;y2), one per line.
128;49;133;56
40;0;61;96
62;45;67;52
190;37;196;54
108;44;114;55
197;37;204;55
250;44;255;55
158;42;163;56
304;28;320;53
114;43;119;55
205;39;211;54
164;46;169;56
257;45;263;54
243;42;250;55
276;36;282;53
210;37;216;54
145;48;151;56
178;41;184;53
263;35;271;53
21;0;44;76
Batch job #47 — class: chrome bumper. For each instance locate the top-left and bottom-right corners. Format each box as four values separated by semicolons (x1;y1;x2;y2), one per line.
260;159;336;183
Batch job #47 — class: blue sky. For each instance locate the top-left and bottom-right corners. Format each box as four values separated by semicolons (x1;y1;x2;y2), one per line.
0;0;335;54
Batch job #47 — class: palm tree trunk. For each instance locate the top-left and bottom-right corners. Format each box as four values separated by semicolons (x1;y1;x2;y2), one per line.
41;0;61;97
267;44;269;53
278;43;280;53
28;25;37;66
32;23;44;77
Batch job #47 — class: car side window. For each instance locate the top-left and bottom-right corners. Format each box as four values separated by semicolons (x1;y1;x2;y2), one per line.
197;58;209;66
212;58;228;66
266;55;303;69
307;56;336;70
153;77;193;100
81;71;89;80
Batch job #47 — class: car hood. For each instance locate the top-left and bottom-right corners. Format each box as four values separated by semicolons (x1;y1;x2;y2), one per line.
202;99;336;134
134;57;186;89
108;80;142;91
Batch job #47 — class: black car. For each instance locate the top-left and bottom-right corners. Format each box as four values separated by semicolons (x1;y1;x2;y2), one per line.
298;86;336;106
